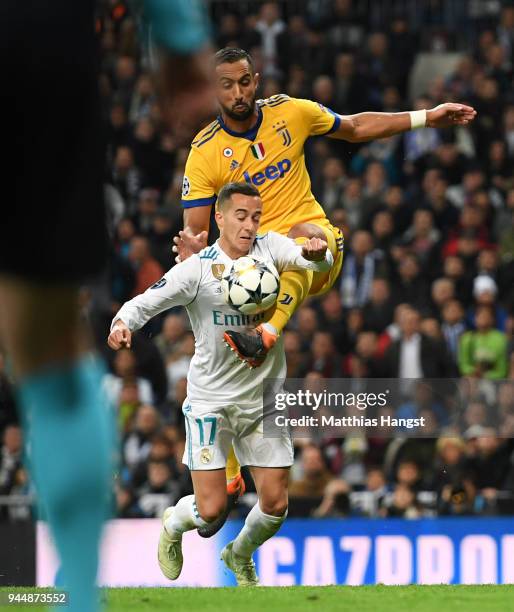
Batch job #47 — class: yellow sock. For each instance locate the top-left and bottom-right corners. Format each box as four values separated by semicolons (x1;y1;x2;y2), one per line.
226;446;241;481
267;268;313;335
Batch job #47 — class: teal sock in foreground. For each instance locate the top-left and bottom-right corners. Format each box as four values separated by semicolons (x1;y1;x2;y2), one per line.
18;356;114;612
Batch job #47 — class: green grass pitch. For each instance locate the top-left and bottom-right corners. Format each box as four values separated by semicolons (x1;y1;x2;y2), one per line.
1;586;514;611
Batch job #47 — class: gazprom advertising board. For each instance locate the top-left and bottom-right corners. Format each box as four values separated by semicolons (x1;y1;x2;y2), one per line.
37;518;514;587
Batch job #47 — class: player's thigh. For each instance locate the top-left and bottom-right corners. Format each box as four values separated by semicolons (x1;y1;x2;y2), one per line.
232;406;293;509
249;466;290;516
0;277;83;377
190;469;227;521
182;403;234;472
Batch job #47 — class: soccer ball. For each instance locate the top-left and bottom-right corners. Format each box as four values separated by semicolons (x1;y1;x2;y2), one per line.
221;256;280;315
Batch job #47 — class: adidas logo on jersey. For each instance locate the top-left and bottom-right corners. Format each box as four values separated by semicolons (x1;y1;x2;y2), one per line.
243;158;291;187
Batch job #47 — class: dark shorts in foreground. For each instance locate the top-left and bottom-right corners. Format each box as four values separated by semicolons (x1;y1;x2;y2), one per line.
0;0;107;283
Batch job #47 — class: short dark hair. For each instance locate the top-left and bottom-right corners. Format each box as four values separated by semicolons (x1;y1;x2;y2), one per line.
217;182;260;210
213;47;254;73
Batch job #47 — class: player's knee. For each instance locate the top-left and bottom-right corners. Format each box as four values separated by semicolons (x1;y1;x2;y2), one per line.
287;223;325;241
197;498;226;523
260;498;288;517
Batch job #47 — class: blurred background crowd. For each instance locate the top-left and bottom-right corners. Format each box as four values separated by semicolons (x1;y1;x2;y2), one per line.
2;0;514;521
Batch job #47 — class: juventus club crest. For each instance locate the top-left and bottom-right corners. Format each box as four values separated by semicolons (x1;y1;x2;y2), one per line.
273;120;292;147
211;263;225;280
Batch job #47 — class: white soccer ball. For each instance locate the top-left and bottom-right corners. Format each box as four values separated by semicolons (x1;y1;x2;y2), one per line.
221;256;280;315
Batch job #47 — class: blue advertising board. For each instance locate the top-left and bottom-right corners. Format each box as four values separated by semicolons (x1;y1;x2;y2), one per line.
220;518;514;586
37;518;514;587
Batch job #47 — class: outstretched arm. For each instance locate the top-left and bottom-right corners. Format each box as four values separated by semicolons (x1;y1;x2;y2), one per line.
107;257;200;349
268;234;334;273
330;103;476;143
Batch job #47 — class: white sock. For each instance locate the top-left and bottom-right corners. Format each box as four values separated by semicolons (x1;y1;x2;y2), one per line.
164;495;208;537
232;503;287;558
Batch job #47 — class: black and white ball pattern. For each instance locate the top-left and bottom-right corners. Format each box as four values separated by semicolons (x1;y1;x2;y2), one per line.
221;256;280;315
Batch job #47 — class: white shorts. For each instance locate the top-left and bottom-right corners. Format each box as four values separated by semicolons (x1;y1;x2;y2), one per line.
181;398;294;471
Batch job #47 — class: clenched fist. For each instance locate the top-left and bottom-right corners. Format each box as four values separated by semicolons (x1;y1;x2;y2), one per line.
301;237;328;261
107;320;132;350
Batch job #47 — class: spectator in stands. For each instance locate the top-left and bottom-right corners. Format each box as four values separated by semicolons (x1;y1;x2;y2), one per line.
317;289;346;349
255;2;285;77
403;209;442;275
166;331;194;398
423;174;460;235
112;145;142;212
115;484;143;519
318;158;347;213
137;460;179;518
332;53;363;114
129;73;155;123
458;305;508;379
430;437;467;491
383;306;455;378
361;162;389;226
103;347;154;408
465;431;513;509
153;313;187;364
133;188;159;234
393;254;430;309
441;299;467;360
147;209;179;272
431;275;455;312
128;235;164;296
283;330;308;378
122;404;161;472
379;484;421;518
115;217;137;259
438;480;477;516
467;275;508;331
339;178;364;229
289;444;333;498
313;479;350;518
117;380;142;432
396;382;447;428
362;278;394;335
443;255;473;304
0;425;22;495
305;331;342;377
294;306;319;352
340;231;383;308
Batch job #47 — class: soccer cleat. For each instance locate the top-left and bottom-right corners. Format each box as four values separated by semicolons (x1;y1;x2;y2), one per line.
198;473;246;538
220;541;260;587
223;325;277;368
157;507;183;580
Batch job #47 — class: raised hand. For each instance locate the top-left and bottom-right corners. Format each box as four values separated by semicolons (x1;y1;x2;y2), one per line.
172;228;208;263
426;103;477;128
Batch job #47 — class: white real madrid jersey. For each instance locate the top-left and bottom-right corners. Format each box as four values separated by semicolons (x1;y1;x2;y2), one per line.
112;232;333;406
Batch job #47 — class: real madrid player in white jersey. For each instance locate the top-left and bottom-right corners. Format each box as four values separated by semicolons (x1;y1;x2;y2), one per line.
107;182;333;585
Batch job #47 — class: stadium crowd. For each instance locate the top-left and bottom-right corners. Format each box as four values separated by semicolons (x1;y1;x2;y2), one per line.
2;0;514;521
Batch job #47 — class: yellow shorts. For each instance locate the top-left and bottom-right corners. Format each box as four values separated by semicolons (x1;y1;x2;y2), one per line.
308;222;344;297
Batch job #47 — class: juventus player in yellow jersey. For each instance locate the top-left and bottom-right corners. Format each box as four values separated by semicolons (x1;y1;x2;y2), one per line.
174;47;476;536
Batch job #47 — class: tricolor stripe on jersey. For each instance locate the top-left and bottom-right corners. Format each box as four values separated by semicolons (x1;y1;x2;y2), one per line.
250;142;265;160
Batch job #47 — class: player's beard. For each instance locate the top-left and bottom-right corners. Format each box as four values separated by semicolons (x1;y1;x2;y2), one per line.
221;95;256;122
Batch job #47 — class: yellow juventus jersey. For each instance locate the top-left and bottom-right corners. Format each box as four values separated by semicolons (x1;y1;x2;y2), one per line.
181;95;341;236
